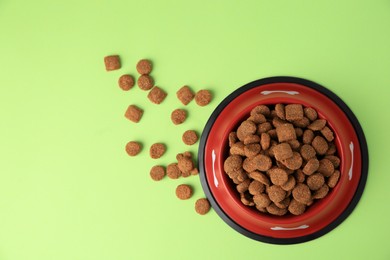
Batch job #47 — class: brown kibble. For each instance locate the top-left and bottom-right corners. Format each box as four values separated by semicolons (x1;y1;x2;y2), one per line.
281;152;303;170
136;59;152;75
292;117;310;128
190;168;199;176
125;141;141;156
167;163;181;179
308;119;327;131
150;165;165;181
274;197;290;209
248;181;265;195
288;139;301;151
137;74;154;90
150;143;166;159
303;129;315;144
177;152;195;174
195;89;212;106
249;171;270;186
268;185;286;203
272;117;287;128
304;107;318;121
240;192;255;206
230;142;246;156
257;122;273;134
236;179;251;193
253;193;271;208
300;144;316;161
317;159;335;177
325;155;341;168
195;198;211;215
288;199;306;215
182;130;198;145
235;169;248;183
276;123;296;142
125;105;143;123
285;104;304;121
292;183;311;204
104;55;121;71
237;120;257;141
176;86;194;105
243;134;261;145
307;173;325;190
313;184;329;199
224;155;243;173
175;184;192;200
243;158;257;173
281;175;296;191
249;113;267;124
244;143;261;158
269;168;288;186
321;126;334;142
312;136;329;155
252;154;272;171
326;143;337;155
266;203;287;216
295;169;305;183
228;132;238;147
251;105;271;117
275;104;285;120
273;143;293;161
328;170;340;188
260;133;271;150
118;74;135;91
295;128;303;137
302;158;320;175
147;86;167;104
171;109;187;125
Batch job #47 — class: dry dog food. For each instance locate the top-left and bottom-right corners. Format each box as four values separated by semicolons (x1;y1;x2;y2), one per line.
167;163;181;179
223;103;341;216
176;184;193;200
149;143;166;159
136;59;152;75
176;86;194;105
150;165;165;181
171;109;187;125
125;105;143;123
118;74;135;91
137;74;154;91
195;198;211;215
147;86;167;104
104;55;121;71
195;90;212;106
182;130;198;145
125;141;142;156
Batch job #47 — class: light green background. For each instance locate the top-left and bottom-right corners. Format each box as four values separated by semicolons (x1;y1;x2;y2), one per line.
0;0;389;259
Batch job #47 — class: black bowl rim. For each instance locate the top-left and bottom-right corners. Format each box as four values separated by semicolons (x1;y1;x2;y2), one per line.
198;76;369;245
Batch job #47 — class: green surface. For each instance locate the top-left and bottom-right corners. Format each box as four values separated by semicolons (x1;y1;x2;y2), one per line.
0;0;389;259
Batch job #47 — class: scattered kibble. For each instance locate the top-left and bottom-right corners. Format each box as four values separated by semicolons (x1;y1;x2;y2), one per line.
137;74;154;91
150;165;166;181
176;184;193;200
147;86;167;104
136;59;152;75
195;89;212;106
125;141;142;156
118;74;135;91
149;143;166;159
176;86;194;105
124;105;143;123
171;109;187;125
104;55;121;71
195;198;211;215
182;130;198;145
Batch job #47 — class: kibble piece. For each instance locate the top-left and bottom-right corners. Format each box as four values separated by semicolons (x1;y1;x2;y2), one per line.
325;155;341;168
295;128;303;137
243;158;257;172
228;132;238;147
288;199;306;215
251;105;271;117
125;105;143;123
237;120;257;141
248;181;265;195
171;109;187;125
136;59;152;75
118;74;135;91
177;86;194;105
195;198;211;215
167;163;181;179
268;185;286;203
302;158;320;175
292;183;311;204
240;192;255;206
304;107;318;121
137;74;154;90
266;203;288;216
303;129;315;144
281;152;303;170
328;170;340;188
252;154;272;171
195;89;212;106
149;143;166;159
285;104;304;121
269;168;288;186
244;143;261;158
260;133;271;150
306;173;325;190
308;119;327;131
244;134;261;145
267;129;277;139
253;193;271;208
230;142;246;156
300;144;317;161
249;171;270;186
176;184;193;200
276;123;297;142
177;153;195;174
182;130;198;145
288;139;301;151
295;169;305;183
257;122;273;134
326;143;337;155
292;117;310;128
281;175;296;191
321;126;334;142
272;117;288;128
150;165;165;181
147;86;167;104
312;136;329;155
273;143;293;161
235;169;248;183
104;55;121;71
249;113;267;124
313;184;329;199
236;179;251;193
190;168;199;175
275;104;285;120
274;197;290;209
317;159;335;177
125;141;142;156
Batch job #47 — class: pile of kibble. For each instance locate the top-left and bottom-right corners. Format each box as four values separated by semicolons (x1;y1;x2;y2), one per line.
104;55;212;215
224;104;340;216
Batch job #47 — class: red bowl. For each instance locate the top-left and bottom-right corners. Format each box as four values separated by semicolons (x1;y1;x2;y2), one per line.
199;77;368;244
